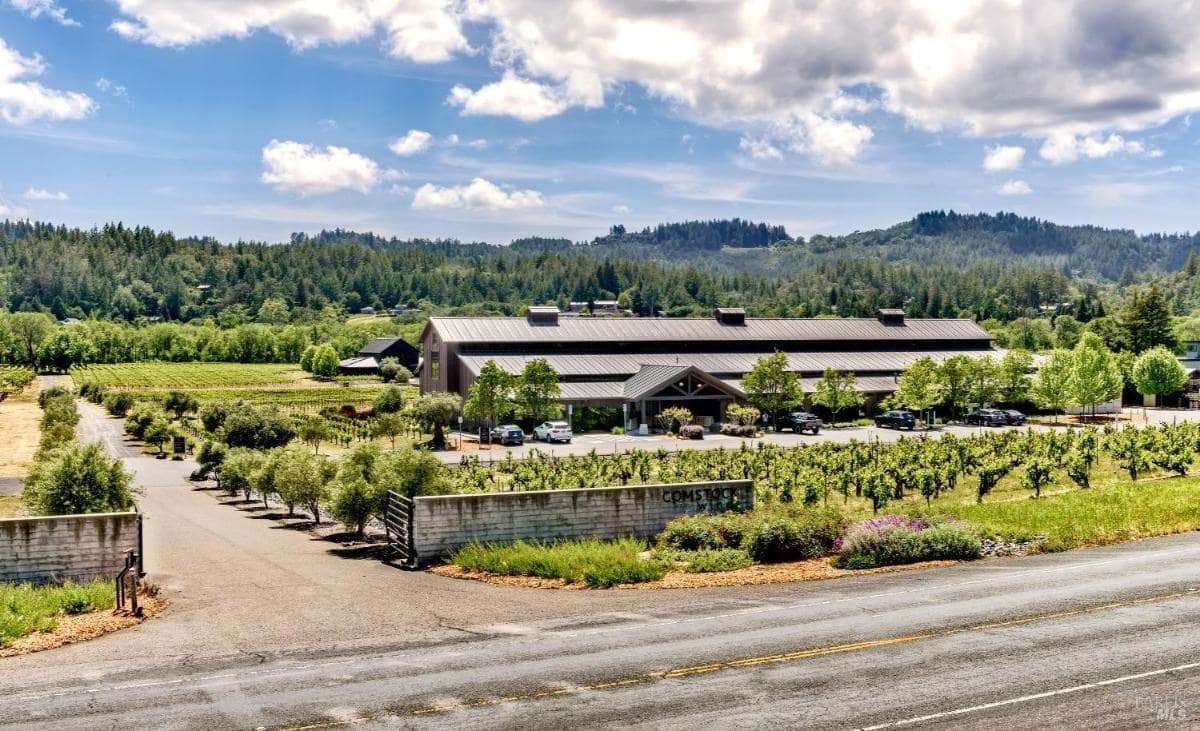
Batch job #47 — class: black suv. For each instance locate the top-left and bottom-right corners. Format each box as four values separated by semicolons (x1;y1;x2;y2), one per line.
965;409;1007;427
781;412;822;435
874;410;917;430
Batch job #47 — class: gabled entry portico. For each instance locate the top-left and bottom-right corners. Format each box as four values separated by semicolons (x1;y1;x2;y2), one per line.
623;364;746;427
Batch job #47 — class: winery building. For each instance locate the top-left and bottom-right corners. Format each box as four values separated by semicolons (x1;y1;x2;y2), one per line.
419;308;996;428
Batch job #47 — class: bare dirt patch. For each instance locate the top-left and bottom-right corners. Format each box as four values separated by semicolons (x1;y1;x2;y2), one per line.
0;385;41;480
430;557;960;590
0;594;168;658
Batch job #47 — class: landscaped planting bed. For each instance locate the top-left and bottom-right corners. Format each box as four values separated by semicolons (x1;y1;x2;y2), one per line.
72;362;305;389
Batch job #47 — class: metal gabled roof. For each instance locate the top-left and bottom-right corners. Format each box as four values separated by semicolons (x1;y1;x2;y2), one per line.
622;364;746;401
429;316;991;345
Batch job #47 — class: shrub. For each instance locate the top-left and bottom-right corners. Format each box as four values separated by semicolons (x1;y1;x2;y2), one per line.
192;440;227;482
658;515;724;551
374;446;451;498
77;382;105;404
23;444;137;515
198;401;232;432
124;402;159;440
611;426;625;435
720;423;757;437
679;424;705;440
743;518;822;563
835;515;981;569
102;391;136;417
37;386;72;408
657;548;753;573
163;391;200;420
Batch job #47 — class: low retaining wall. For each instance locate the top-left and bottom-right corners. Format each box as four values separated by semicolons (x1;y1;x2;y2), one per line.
412;480;752;564
0;512;139;583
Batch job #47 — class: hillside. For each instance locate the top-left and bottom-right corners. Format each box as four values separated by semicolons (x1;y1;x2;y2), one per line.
0;219;1074;323
500;211;1199;283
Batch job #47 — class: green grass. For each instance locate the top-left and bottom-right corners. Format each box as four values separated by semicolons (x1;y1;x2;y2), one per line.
656;547;754;573
452;537;665;588
946;475;1200;552
72;362;304;389
0;580;115;647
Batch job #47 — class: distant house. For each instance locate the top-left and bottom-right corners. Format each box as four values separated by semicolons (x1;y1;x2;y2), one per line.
359;306;376;316
337;337;420;376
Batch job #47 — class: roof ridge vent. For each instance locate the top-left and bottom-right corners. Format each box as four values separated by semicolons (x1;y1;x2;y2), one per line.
876;308;905;326
527;306;560;326
715;307;746;326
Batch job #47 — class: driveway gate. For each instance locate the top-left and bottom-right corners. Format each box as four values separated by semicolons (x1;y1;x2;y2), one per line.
383;491;415;567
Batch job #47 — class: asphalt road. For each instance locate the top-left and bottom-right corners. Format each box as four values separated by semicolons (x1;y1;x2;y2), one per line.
4;532;1199;729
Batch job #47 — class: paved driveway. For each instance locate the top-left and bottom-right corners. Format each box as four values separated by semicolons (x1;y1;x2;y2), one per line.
5;402;811;677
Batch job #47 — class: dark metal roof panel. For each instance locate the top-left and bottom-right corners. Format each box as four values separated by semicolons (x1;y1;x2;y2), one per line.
430;316;991;344
459;350;1005;378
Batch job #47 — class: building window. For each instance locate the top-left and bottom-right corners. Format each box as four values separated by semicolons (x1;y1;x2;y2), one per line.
431;350;440;380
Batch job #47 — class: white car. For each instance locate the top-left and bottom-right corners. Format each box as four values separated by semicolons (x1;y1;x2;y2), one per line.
534;420;573;443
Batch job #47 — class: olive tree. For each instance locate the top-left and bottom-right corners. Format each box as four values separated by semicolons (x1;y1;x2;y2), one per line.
411;391;462;450
24;444;137;515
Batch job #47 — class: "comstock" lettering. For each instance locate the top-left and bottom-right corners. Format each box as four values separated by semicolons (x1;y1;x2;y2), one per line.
662;486;741;506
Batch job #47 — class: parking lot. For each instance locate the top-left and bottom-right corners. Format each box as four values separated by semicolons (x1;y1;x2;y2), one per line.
434;421;1048;464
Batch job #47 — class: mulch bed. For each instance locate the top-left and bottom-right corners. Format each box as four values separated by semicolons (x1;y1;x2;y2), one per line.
0;594;169;658
430;557;959;591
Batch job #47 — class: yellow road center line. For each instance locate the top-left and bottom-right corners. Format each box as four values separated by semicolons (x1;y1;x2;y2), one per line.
283;586;1200;728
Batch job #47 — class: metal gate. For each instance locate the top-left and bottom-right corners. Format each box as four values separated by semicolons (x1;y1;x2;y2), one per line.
383;491;416;567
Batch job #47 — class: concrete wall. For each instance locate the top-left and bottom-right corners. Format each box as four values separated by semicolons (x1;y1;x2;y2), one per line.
412;480;752;563
0;512;139;583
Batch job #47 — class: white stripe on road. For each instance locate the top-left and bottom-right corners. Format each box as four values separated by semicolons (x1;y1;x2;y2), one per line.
856;660;1200;729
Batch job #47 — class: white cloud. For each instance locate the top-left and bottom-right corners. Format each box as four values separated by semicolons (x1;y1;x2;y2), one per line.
0;191;29;217
6;0;78;26
107;2;1200;166
318;118;337;130
738;136;782;161
388;129;433;156
382;168;407;181
1040;133;1158;164
997;179;1033;196
983;145;1025;172
612;204;631;215
448;72;583;122
466;138;488;149
259;139;379;195
411;177;545;210
95;77;126;97
0;39;94;125
22;187;67;200
202;202;377;226
109;0;470;62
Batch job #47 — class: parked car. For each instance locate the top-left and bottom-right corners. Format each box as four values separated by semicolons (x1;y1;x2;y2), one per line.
874;410;917;430
1001;409;1027;426
780;411;822;434
489;424;525;445
533;420;573;443
965;408;1008;427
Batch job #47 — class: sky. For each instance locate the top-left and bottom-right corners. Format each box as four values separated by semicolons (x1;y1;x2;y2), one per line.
1;1;1199;245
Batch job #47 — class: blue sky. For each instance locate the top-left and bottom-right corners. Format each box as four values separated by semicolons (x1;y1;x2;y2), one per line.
1;1;1198;244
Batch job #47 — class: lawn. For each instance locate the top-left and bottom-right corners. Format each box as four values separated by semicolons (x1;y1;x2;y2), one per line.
947;475;1200;551
0;580;115;647
72;362;306;389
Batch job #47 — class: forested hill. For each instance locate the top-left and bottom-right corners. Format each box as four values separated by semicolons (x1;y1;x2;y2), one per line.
305;212;1199;283
0;219;1074;323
